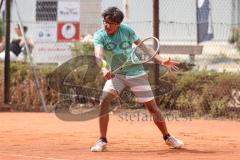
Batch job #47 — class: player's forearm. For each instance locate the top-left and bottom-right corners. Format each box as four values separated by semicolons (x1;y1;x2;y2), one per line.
154;54;164;65
95;47;103;65
94;47;108;72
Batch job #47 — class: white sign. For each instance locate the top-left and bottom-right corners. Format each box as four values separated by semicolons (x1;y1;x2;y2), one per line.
32;42;72;64
34;23;57;42
57;1;80;22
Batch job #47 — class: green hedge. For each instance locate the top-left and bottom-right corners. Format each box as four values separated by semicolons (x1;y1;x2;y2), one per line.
0;62;240;119
160;71;240;119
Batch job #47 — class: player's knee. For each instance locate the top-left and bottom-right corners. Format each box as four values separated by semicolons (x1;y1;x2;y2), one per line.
100;92;117;104
100;97;111;106
144;100;160;113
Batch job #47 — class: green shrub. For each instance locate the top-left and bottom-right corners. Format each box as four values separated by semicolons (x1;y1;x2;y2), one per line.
172;71;240;118
1;62;240;119
209;99;229;118
175;94;196;114
70;40;94;57
0;62;58;111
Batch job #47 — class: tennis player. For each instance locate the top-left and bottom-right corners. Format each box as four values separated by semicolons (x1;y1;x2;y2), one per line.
91;6;184;152
0;24;34;62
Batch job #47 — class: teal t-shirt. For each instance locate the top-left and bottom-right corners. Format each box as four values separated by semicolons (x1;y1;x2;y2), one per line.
93;23;145;76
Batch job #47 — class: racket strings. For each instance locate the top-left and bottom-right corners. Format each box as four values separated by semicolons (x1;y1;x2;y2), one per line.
112;37;159;74
131;38;159;64
132;44;152;62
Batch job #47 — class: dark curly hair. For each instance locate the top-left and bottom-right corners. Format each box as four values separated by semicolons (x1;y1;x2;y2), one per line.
101;6;124;24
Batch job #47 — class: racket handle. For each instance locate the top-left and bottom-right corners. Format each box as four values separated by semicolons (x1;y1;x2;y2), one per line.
112;66;122;74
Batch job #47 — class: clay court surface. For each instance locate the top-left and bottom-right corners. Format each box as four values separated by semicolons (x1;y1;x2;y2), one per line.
0;112;240;160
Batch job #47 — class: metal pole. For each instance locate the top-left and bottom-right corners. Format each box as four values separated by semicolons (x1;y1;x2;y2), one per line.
153;0;159;85
153;0;160;105
193;0;199;64
123;0;129;22
196;0;200;44
4;0;11;105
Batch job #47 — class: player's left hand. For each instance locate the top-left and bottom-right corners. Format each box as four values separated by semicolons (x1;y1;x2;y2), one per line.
161;58;179;71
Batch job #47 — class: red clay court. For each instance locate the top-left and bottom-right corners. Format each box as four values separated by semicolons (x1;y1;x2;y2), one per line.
0;112;239;160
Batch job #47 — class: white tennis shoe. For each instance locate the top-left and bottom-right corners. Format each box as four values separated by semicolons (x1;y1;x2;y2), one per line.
90;139;107;152
165;136;184;148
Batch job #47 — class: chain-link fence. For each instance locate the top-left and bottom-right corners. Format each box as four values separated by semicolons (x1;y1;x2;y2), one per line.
0;0;240;119
6;0;240;69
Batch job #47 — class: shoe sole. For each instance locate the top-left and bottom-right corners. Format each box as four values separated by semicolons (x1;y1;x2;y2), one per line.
90;146;107;152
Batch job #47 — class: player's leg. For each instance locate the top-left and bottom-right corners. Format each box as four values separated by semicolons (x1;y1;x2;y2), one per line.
91;75;125;152
127;74;169;136
144;99;184;148
128;74;184;148
99;91;118;138
144;99;169;135
90;91;117;152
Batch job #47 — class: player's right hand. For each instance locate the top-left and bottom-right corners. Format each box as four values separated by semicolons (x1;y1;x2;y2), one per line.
101;68;115;80
162;58;179;71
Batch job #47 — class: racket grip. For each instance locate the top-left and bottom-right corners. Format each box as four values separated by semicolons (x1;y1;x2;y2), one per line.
112;66;122;74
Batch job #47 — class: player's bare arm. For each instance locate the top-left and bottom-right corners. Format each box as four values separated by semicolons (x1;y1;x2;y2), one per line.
134;39;178;71
94;46;114;80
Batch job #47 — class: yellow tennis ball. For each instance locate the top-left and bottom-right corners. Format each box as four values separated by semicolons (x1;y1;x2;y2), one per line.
101;60;108;68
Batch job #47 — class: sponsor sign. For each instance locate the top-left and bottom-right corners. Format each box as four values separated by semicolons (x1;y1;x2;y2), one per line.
57;22;80;42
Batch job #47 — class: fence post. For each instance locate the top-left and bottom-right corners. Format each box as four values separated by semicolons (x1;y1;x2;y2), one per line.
3;0;11;107
153;0;160;104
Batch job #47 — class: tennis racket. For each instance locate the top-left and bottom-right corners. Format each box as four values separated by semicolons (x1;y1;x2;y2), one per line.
112;36;160;74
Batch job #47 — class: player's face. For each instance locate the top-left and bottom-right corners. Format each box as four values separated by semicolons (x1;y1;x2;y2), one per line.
103;19;120;35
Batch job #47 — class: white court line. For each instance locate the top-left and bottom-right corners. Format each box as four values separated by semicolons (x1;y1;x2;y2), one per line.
0;152;69;160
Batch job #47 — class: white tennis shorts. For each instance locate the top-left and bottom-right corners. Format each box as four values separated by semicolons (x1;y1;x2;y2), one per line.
103;74;155;103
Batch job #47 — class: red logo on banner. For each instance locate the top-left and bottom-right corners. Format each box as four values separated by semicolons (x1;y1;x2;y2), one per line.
57;22;80;42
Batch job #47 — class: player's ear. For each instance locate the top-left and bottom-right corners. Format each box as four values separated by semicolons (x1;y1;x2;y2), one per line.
115;23;120;27
115;21;121;25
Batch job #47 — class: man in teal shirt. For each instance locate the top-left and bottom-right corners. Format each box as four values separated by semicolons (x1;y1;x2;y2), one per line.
91;6;184;152
94;20;145;76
